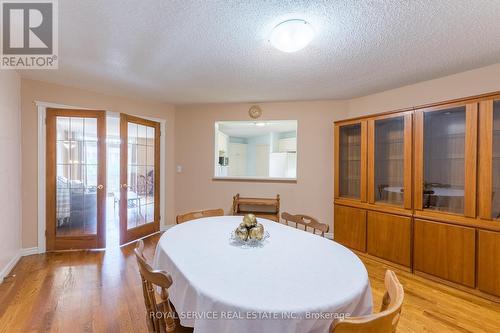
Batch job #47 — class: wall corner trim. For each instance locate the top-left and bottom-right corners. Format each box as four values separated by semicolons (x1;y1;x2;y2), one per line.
20;247;40;256
0;247;40;282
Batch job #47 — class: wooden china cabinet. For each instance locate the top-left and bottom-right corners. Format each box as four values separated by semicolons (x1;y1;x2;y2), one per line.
334;113;413;268
334;120;367;252
365;112;413;267
413;101;478;287
477;98;500;297
334;92;500;301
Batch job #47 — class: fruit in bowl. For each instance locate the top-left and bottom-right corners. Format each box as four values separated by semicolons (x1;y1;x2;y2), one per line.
235;226;249;241
242;213;257;228
234;214;265;243
248;223;264;240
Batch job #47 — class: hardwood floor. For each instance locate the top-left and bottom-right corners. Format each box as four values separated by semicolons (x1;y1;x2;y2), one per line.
1;234;499;332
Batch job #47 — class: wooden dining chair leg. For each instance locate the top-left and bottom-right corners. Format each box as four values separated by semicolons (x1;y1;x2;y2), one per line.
160;288;176;332
141;276;156;329
148;284;161;332
145;280;161;332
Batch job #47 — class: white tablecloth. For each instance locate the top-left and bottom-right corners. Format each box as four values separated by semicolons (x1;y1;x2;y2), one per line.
153;216;372;333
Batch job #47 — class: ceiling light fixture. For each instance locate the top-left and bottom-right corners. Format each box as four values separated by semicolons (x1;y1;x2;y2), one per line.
270;19;315;53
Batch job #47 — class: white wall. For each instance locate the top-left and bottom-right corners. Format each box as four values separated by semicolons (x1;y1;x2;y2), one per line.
348;62;500;117
0;71;22;281
175;100;349;231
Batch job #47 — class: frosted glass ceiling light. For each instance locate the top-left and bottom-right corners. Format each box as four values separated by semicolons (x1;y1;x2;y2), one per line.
270;19;315;52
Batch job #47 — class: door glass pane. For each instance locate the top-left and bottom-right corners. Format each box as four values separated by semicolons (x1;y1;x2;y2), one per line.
423;107;465;214
374;117;404;206
146;166;155;223
127;122;155;229
493;101;500;219
339;124;361;198
56;117;98;236
57;117;69;140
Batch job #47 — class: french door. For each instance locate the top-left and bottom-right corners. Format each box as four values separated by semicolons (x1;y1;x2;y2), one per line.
46;109;106;250
119;114;160;245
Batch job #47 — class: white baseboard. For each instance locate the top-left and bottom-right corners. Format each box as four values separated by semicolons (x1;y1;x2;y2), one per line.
20;247;39;256
1;247;40;282
0;253;21;282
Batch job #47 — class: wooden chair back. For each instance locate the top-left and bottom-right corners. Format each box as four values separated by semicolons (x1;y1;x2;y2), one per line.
232;193;280;222
134;240;176;332
281;212;329;237
331;270;404;333
176;208;224;224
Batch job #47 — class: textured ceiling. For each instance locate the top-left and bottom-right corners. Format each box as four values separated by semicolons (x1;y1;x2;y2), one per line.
21;0;500;104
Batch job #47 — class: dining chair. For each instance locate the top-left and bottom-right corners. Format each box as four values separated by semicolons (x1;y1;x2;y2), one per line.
134;240;176;333
377;184;388;201
331;270;404;333
281;212;329;237
176;208;224;224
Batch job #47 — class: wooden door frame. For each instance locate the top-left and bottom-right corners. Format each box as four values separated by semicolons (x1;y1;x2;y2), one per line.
46;108;107;251
37;104;168;253
119;113;161;245
413;102;478;217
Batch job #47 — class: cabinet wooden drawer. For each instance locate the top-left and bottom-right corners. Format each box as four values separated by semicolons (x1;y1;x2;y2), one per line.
367;211;412;267
334;205;366;252
478;230;500;296
414;219;475;287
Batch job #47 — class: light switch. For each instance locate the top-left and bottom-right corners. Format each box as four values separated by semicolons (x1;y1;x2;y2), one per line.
176;165;182;173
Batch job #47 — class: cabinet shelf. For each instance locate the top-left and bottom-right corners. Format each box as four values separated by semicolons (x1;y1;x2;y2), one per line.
375;139;404;145
427;156;464;160
426;132;465;140
375;157;404;161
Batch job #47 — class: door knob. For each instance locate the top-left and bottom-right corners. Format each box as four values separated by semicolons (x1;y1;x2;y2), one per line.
97;184;104;190
121;184;129;189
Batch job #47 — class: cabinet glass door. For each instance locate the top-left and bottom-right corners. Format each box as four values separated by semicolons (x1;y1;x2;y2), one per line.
374;117;404;206
423;107;466;214
493;101;500;219
339;124;361;198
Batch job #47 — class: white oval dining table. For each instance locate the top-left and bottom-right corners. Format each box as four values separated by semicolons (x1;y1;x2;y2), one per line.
153;216;373;333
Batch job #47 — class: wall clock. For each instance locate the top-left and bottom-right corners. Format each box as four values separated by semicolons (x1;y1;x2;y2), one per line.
248;105;262;119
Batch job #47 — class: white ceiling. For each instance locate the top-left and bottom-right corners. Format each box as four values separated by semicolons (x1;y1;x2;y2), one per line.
21;0;500;104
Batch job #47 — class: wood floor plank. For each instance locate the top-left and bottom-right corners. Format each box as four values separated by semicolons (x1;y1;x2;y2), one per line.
0;234;499;332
